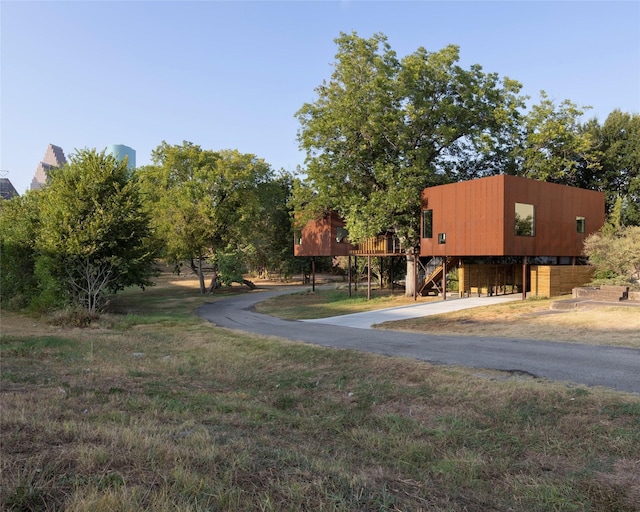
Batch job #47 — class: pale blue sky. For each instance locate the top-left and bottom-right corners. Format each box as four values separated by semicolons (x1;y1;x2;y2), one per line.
2;1;639;194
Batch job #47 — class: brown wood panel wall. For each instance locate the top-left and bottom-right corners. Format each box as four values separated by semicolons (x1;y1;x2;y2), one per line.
503;176;604;256
294;212;353;257
420;175;605;258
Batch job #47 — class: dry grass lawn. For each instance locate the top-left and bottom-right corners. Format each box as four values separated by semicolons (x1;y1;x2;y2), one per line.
2;276;640;511
378;298;640;348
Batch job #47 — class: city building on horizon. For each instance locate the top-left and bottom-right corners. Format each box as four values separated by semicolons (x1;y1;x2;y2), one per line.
106;144;136;170
0;177;19;200
30;144;67;191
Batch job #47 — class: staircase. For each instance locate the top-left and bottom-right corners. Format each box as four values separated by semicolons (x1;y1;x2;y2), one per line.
418;257;460;296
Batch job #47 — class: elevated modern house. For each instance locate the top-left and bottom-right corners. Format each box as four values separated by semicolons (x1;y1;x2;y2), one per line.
419;174;605;297
294;211;408;295
294;175;606;298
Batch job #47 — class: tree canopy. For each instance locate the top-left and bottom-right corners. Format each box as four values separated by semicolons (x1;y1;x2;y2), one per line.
295;32;525;247
0;149;160;315
516;91;599;184
137;141;288;293
579;111;640;224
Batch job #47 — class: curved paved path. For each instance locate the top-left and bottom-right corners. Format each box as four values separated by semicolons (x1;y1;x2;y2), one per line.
197;288;640;395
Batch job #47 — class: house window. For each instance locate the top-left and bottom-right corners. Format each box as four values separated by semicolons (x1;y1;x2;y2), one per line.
515;203;535;236
336;226;349;243
294;230;302;245
422;209;433;238
576;217;585;233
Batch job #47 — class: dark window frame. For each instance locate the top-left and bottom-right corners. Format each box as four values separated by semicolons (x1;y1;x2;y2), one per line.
422;209;433;239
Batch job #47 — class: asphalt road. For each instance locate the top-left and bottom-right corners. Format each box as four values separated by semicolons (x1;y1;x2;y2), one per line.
197;288;640;395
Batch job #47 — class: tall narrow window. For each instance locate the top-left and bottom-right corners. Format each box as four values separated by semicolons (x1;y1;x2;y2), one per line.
576;217;585;233
294;230;302;245
422;209;433;238
515;203;535;236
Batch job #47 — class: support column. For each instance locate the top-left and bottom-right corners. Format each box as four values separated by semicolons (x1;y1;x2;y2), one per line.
367;255;371;300
348;255;352;297
443;257;447;301
390;257;395;292
414;252;418;301
354;256;358;292
312;256;316;292
522;256;527;300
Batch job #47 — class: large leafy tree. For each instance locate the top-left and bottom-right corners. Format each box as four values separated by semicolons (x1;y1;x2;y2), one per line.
295;32;524;294
239;173;296;279
515;91;599;184
37;149;158;315
138;141;276;293
579;111;640;224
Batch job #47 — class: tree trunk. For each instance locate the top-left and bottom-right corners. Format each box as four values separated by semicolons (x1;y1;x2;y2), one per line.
207;270;220;293
405;252;416;298
197;257;206;294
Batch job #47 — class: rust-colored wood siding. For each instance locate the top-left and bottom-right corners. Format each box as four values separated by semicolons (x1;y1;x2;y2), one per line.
293;211;354;257
502;176;604;256
420;175;605;257
420;176;506;256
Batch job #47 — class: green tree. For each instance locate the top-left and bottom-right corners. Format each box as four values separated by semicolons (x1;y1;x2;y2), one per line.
37;149;157;315
239;173;296;279
138;141;276;293
516;91;600;184
580;111;640;224
584;225;640;286
0;193;42;308
295;32;524;295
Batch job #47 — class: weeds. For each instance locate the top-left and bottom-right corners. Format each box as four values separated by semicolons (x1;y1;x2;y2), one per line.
2;276;640;511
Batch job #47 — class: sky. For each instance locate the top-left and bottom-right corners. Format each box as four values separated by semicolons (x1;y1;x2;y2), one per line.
1;1;639;195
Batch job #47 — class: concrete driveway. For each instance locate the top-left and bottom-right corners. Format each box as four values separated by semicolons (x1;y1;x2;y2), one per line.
197;288;640;395
302;295;520;329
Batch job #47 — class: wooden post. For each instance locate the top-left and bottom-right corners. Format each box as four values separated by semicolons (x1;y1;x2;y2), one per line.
354;256;358;291
348;255;352;297
443;257;447;301
414;251;418;301
390;257;394;292
367;255;371;300
522;256;527;300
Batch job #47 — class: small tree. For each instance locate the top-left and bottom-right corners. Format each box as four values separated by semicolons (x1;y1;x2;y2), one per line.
584;225;640;287
37;149;158;315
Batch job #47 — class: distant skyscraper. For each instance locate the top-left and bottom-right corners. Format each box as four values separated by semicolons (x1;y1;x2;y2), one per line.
0;177;19;199
30;144;67;190
106;144;136;170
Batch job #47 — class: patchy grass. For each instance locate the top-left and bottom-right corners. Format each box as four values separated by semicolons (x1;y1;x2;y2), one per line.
2;276;640;511
377;297;640;348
